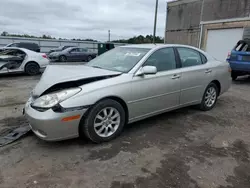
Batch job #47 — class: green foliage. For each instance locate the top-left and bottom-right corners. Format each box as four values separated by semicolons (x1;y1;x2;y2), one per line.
0;31;97;41
112;35;164;44
0;31;163;44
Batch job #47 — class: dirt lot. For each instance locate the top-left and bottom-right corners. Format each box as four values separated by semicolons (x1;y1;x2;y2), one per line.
0;74;250;188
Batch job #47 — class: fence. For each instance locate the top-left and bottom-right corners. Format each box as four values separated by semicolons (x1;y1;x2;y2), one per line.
0;36;126;53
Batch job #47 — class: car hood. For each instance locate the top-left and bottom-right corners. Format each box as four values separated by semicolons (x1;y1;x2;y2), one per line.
33;65;122;96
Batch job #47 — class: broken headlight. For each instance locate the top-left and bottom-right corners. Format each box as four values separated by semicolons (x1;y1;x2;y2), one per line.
31;88;81;109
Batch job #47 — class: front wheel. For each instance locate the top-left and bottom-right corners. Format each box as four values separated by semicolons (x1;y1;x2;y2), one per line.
80;99;126;143
59;55;67;62
199;83;219;111
87;56;92;62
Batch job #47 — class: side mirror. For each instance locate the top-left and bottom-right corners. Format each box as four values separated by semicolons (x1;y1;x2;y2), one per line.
136;66;157;76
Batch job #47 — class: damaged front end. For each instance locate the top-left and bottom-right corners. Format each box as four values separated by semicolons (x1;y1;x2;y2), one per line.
24;64;122;141
29;64;122;112
0;55;24;71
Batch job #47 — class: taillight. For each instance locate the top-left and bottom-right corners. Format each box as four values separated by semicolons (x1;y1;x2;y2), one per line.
42;54;47;59
227;52;231;59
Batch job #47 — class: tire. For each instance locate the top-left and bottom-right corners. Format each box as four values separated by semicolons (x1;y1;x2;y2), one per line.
87;56;92;62
199;83;219;111
25;62;40;76
59;55;67;62
231;73;238;81
80;99;126;143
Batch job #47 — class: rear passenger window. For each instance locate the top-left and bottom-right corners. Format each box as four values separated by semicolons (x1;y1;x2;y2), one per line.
177;48;203;68
235;41;250;52
200;53;207;64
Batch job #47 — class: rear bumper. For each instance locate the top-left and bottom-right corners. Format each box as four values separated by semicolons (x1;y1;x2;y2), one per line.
229;61;250;72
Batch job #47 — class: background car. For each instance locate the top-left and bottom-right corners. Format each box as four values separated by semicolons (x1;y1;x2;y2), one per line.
0;47;49;75
25;44;231;143
48;47;97;62
48;45;76;54
227;39;250;80
0;42;41;52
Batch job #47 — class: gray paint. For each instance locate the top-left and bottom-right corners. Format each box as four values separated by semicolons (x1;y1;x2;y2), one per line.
24;44;231;141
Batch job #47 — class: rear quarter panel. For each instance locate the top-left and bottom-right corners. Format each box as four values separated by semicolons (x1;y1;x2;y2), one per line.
211;60;231;95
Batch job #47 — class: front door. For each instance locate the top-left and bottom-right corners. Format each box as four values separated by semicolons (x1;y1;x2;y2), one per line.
176;47;213;105
68;48;79;61
128;47;181;121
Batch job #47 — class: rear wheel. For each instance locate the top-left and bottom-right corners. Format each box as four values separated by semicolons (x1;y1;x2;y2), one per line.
25;62;40;75
80;99;125;143
199;83;219;111
87;56;92;62
59;55;67;62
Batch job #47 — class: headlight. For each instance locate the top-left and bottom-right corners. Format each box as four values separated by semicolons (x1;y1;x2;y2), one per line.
31;88;81;109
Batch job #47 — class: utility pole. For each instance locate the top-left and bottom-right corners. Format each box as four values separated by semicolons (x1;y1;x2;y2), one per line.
198;0;205;48
153;0;159;44
108;30;111;42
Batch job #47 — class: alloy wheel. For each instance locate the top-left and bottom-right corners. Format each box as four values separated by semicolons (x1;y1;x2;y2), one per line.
94;107;121;138
204;87;217;108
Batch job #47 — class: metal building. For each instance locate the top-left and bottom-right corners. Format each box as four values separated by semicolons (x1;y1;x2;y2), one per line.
165;0;250;61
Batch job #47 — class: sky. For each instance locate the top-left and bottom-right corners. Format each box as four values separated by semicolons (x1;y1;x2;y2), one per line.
0;0;172;41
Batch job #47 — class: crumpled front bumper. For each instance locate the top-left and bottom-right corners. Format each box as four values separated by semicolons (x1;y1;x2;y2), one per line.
24;99;88;141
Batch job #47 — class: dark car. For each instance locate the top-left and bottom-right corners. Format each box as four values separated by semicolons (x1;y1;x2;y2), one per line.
48;45;76;54
227;39;250;80
1;42;41;52
48;47;97;62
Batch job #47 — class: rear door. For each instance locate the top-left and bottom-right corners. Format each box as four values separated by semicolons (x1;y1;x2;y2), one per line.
176;47;213;105
78;48;88;61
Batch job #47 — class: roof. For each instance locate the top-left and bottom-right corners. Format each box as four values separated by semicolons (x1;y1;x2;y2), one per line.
3;47;38;54
120;43;201;50
121;44;166;49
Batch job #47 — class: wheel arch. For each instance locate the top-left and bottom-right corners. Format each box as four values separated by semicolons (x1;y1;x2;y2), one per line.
25;61;40;70
211;80;221;95
84;95;129;125
96;96;129;124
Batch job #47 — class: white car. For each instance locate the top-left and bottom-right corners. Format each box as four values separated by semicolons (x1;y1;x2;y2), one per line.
0;47;49;75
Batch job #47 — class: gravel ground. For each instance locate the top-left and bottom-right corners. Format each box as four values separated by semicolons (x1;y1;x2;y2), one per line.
0;74;250;188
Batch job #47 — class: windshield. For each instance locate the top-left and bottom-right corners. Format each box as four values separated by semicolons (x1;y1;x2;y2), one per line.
87;47;149;73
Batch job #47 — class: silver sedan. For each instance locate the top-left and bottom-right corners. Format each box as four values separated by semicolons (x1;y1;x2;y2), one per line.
24;44;231;143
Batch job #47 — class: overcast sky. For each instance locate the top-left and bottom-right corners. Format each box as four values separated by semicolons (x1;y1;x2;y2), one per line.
0;0;172;41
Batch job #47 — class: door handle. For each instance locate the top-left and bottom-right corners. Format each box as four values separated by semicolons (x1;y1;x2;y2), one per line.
205;69;212;73
171;74;181;79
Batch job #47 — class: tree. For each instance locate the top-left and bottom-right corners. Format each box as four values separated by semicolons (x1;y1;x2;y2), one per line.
112;35;164;44
1;31;8;36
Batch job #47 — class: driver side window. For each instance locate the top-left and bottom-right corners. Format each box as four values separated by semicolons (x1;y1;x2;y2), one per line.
71;48;79;53
143;48;176;72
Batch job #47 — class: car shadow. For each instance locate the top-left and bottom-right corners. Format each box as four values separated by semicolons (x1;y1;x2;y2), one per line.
35;106;199;149
0;73;41;79
233;76;250;85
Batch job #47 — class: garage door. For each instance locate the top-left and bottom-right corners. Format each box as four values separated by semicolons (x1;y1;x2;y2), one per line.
205;28;244;62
